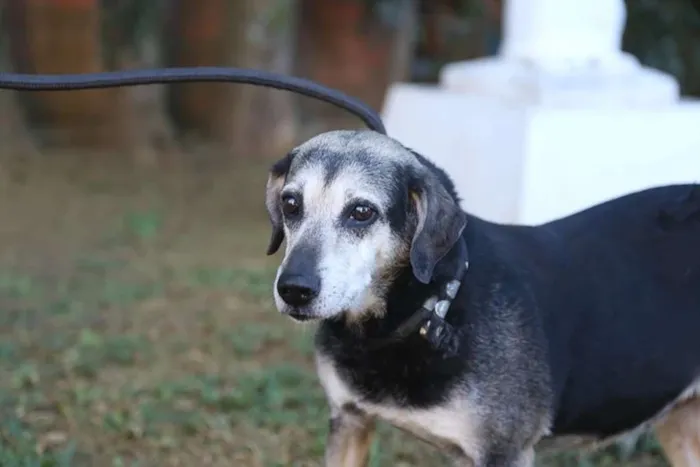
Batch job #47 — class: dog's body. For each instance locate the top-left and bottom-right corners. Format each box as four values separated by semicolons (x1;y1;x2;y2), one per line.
264;130;700;466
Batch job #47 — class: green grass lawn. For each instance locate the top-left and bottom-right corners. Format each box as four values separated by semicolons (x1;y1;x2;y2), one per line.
0;151;669;466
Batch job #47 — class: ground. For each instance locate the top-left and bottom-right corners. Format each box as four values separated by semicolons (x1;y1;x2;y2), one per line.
0;147;670;466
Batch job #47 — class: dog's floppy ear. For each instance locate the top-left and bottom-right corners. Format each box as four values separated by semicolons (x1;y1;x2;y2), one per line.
264;152;295;255
408;171;467;284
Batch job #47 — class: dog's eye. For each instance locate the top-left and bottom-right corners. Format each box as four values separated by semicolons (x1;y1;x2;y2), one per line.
281;195;301;217
349;205;376;223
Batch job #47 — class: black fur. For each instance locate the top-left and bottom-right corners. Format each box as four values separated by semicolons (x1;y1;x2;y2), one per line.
406;160;468;284
315;151;700;448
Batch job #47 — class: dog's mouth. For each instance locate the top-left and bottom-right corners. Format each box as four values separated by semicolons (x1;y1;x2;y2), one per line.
285;308;321;322
288;312;314;322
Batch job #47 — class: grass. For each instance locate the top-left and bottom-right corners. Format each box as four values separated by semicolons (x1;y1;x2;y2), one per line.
0;150;670;466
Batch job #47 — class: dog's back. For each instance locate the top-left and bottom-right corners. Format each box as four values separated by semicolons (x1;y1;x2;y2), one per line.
500;184;700;438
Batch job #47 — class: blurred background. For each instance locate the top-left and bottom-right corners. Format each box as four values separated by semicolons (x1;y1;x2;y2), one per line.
0;0;699;466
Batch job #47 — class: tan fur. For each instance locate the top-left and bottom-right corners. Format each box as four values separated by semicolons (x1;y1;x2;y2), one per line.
265;172;285;216
410;190;426;236
656;397;700;467
315;354;484;466
324;413;376;467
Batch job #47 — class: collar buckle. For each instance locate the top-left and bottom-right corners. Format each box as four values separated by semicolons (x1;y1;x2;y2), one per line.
418;259;469;355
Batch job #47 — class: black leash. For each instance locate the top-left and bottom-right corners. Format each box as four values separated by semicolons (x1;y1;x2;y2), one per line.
0;66;387;135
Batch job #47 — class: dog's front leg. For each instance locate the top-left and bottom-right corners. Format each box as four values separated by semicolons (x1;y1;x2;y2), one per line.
324;407;376;467
655;397;700;467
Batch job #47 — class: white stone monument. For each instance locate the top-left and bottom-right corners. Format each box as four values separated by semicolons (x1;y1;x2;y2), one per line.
382;0;700;225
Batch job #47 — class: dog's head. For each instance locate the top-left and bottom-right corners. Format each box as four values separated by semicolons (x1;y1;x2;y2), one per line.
265;130;467;322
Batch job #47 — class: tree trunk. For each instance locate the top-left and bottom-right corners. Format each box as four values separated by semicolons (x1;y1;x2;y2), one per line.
294;0;417;135
226;0;298;159
163;0;234;141
164;0;297;159
6;0;120;149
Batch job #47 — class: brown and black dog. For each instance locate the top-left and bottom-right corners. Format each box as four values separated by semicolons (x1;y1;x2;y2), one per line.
265;129;700;466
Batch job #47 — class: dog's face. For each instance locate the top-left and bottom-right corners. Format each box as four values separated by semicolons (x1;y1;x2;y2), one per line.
265;130;467;322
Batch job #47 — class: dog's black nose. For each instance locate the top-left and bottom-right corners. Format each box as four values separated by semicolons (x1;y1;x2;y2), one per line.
277;273;320;307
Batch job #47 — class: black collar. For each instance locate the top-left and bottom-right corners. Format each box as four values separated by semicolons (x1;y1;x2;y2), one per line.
366;236;469;356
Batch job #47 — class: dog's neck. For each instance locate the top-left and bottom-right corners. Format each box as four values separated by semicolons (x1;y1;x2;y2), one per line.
319;233;470;357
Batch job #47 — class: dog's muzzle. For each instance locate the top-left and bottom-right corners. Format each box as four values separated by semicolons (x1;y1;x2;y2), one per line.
275;243;323;320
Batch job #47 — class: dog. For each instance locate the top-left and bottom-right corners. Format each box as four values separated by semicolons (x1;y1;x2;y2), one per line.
264;129;700;467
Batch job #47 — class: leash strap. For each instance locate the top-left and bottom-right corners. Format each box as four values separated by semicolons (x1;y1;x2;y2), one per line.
0;66;387;135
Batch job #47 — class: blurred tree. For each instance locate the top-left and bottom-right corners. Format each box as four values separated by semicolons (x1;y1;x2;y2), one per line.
479;0;502;55
5;0;121;149
412;0;491;83
623;0;700;97
0;2;40;157
226;0;298;158
163;0;297;158
294;0;419;135
99;0;181;166
163;0;234;140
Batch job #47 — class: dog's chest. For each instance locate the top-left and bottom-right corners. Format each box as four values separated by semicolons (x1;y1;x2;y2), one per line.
364;401;474;451
315;343;465;407
316;354;481;456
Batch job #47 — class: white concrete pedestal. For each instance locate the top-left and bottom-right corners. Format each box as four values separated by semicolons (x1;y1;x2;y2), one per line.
440;54;679;108
382;0;700;225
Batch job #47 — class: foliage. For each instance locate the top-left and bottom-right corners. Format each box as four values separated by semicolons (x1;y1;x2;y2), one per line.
623;0;700;96
99;0;167;66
